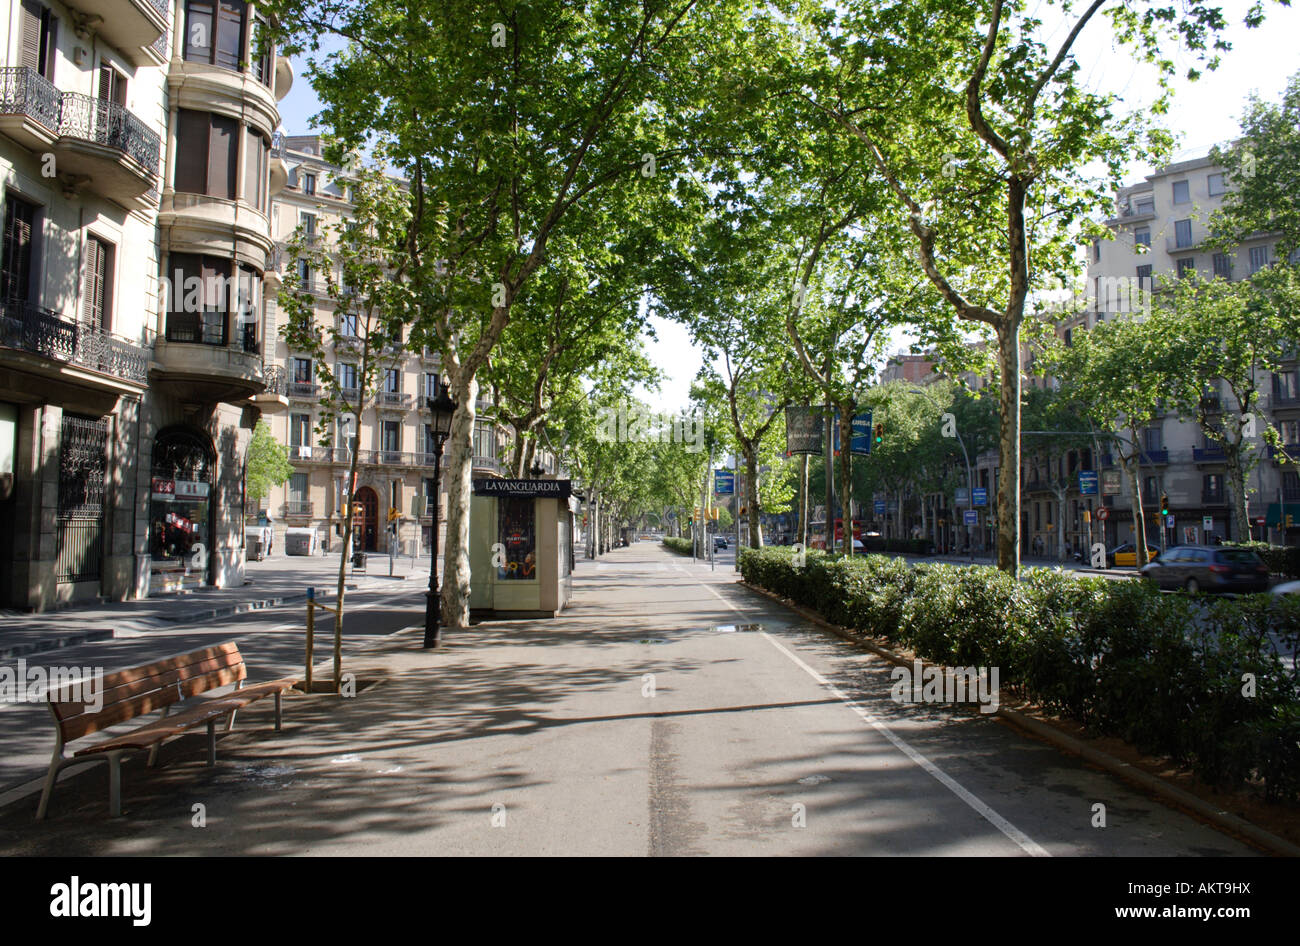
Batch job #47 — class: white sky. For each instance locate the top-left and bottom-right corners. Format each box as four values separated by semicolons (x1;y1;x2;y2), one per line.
276;4;1300;415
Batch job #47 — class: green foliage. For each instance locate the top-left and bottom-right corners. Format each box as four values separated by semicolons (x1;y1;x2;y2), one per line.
245;419;294;505
739;546;1300;799
662;537;694;556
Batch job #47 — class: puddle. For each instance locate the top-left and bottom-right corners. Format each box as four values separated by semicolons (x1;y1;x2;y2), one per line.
638;639;672;645
797;774;832;786
329;754;362;765
710;624;763;633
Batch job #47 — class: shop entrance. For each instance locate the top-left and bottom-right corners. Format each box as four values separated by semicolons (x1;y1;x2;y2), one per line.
149;427;214;592
356;486;379;551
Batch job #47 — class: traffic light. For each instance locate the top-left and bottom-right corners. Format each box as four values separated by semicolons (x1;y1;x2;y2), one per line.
874;422;884;445
1160;493;1169;517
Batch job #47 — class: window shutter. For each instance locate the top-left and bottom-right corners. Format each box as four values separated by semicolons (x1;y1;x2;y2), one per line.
20;0;42;71
81;236;105;327
41;11;57;80
174;110;209;193
208;115;237;199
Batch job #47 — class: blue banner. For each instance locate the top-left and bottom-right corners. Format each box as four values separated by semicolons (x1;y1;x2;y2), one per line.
873;500;886;516
1078;470;1099;495
714;471;735;495
972;487;988;507
964;509;979;526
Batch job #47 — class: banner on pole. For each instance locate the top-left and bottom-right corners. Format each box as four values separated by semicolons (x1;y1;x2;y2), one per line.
785;405;823;455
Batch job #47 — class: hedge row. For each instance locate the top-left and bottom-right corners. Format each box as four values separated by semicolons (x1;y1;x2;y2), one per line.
661;537;694;555
739;546;1300;801
1225;541;1300;579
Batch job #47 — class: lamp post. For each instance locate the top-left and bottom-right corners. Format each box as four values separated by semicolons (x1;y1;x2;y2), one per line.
423;378;458;648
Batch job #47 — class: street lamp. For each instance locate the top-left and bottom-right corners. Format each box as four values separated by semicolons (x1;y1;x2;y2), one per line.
423;378;458;648
911;389;975;564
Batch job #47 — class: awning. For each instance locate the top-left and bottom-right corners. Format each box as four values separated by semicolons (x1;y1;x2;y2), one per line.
1265;502;1300;527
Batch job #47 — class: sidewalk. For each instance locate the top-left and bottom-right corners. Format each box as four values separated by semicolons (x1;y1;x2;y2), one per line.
0;550;425;658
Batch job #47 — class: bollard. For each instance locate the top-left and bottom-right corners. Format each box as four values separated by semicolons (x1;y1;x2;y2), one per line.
305;586;315;692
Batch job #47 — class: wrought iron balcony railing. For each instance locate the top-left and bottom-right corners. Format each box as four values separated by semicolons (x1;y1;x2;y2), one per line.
288;381;320;399
0;300;148;384
1193;446;1227;462
261;364;287;395
57;91;161;176
0;66;61;132
377;391;411;408
283;501;314;517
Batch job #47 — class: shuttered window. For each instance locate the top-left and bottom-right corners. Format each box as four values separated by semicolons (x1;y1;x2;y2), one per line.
20;0;58;81
166;253;230;345
174;110;239;199
81;236;112;330
97;64;125;105
242;128;267;211
1;195;38;306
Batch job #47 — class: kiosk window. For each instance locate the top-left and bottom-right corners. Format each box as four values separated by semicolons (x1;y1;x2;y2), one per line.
498;496;536;580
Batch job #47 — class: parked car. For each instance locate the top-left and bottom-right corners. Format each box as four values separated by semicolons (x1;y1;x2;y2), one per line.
1270;580;1300;596
714;536;728;550
1107;540;1159;567
1139;545;1270;594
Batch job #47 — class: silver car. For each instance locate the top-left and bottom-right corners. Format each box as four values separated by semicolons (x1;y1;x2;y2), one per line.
1139;545;1269;594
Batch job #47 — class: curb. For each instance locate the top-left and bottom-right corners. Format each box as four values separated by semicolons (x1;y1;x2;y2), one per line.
737;578;1300;858
0;629;116;660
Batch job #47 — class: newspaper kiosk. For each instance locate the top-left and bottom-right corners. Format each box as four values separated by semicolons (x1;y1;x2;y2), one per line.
469;478;575;618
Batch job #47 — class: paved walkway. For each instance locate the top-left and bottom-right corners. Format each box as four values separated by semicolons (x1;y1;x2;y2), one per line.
0;543;1257;855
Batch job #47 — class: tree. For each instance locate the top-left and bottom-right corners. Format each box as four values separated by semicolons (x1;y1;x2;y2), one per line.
790;0;1267;574
245;419;294;510
267;0;756;627
278;169;412;685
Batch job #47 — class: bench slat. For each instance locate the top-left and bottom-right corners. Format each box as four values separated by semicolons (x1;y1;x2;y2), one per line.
53;649;245;722
72;698;245;756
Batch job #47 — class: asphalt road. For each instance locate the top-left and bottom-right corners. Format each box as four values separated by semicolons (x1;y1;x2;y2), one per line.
0;542;1259;855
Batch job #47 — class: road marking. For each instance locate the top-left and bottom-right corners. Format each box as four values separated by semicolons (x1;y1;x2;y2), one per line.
692;577;1050;857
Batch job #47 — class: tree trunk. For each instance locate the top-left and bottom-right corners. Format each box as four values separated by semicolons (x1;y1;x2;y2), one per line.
439;374;478;628
995;318;1023;574
1122;449;1150;566
1055;487;1067;562
1225;442;1249;542
823;405;833;552
744;448;763;549
797;453;808;546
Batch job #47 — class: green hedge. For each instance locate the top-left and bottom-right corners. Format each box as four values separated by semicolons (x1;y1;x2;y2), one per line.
1224;541;1300;578
738;546;1300;801
661;537;694;555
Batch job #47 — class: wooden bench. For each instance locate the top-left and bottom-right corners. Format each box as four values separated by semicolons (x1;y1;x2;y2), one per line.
38;642;298;819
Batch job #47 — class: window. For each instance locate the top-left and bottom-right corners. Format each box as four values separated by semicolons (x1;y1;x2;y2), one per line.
183;0;247;71
1274;371;1299;403
384;368;400;393
1092;239;1101;263
339;312;357;337
1208;172;1226;196
1;194;39;306
292;357;312;384
81;235;113;331
1249;245;1270;273
337;362;357;391
19;0;58;82
381;420;401;453
174;109;239;199
1203;474;1224;503
303;173;317;195
1174;218;1193;248
1143;426;1163;451
1212;253;1232;280
1134;227;1150;248
289;472;308;502
242;128;268;211
297;259;311;291
424;373;441;400
497;497;536;581
1172;180;1190;204
424;424;438;455
335;415;355;454
1284;471;1300;502
166;253;230;344
473;420;496;460
1133;195;1155;215
301;212;316;239
1062;328;1072;348
289;414;310;448
248;12;274;86
1136;264;1153;290
1176;258;1195;279
1281;420;1300;446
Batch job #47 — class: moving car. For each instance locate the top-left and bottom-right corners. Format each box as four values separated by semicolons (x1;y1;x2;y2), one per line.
1107;540;1159;567
714;536;728;550
1139;545;1269;594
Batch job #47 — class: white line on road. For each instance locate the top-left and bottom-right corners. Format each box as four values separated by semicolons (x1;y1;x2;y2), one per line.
692;576;1050;857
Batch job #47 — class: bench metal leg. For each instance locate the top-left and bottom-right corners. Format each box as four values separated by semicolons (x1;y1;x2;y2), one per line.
207;720;217;766
36;753;65;821
274;691;282;732
107;752;123;817
226;708;238;732
148;705;172;768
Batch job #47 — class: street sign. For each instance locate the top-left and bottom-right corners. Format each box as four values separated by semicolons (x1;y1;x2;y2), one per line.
1101;470;1122;495
954;487;970;506
963;509;979;526
1096;506;1110;521
1202;516;1213;532
873;500;886;516
1166;514;1175;528
1078;470;1099;495
714;471;735;495
972;487;988;507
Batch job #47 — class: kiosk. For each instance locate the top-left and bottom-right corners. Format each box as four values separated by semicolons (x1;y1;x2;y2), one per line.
469;478;576;618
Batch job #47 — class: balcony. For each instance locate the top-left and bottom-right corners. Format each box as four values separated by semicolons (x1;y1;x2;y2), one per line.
151;318;265;403
473;454;501;474
376;391;412;409
1268;444;1300;461
283;501;314;518
1140;449;1169;464
73;0;170;67
288;445;347;463
160;193;273;271
288;381;320;400
0;300;149;393
1193;446;1227;463
251;364;288;412
0;70;160;209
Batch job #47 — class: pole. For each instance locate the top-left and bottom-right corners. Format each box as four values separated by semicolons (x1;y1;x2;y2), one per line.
423;442;443;648
735;451;741;572
305;586;315;692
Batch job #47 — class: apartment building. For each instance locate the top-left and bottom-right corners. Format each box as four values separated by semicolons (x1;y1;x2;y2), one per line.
258;134;513;557
0;0;290;610
1084;152;1298;548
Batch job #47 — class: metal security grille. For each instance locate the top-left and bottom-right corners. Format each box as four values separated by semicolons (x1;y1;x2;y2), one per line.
56;414;108;583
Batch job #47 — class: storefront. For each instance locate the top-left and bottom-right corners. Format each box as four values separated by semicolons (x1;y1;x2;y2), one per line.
469;477;575;617
148;427;215;593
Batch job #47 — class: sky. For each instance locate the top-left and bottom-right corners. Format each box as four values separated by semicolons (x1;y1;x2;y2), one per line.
275;3;1300;415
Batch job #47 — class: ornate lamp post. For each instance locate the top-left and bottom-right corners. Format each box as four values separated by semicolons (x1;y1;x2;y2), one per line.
423;378;458;648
